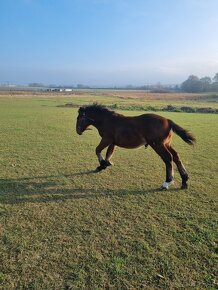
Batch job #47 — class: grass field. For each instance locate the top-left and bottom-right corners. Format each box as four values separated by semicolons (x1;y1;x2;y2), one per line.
0;92;217;289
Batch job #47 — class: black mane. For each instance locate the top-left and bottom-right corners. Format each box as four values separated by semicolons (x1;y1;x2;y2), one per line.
83;103;118;117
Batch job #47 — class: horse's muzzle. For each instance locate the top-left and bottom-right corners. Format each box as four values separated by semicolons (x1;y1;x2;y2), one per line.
76;126;83;135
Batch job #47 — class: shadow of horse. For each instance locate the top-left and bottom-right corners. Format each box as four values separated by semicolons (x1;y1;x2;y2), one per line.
0;171;181;205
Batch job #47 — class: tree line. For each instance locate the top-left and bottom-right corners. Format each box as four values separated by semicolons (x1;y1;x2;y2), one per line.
26;73;218;93
181;73;218;93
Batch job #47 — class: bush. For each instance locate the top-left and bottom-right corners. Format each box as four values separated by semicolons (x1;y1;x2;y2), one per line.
162;105;181;112
180;106;196;113
196;107;217;114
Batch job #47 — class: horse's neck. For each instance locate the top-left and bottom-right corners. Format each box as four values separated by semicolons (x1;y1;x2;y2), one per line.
92;115;105;136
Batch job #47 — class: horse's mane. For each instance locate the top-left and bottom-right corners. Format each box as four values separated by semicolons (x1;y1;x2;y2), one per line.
83;103;118;117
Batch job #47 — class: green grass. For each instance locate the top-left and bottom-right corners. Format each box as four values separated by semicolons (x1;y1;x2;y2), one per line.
0;95;217;289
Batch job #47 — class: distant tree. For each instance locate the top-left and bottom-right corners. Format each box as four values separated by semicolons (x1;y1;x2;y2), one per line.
174;84;180;91
77;84;90;89
181;73;218;93
181;75;202;92
200;76;211;84
199;76;211;92
126;84;133;89
213;73;218;83
211;73;218;91
28;83;44;87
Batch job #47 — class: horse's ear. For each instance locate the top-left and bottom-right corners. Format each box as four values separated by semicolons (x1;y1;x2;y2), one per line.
78;106;85;113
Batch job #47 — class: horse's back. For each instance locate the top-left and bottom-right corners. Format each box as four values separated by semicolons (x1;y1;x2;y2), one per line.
110;113;169;148
125;113;170;144
137;113;167;122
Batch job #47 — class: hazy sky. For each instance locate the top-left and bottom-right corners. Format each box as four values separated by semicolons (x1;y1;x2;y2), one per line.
1;0;218;86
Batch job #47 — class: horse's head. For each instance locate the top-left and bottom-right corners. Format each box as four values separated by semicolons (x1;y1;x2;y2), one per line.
76;107;94;135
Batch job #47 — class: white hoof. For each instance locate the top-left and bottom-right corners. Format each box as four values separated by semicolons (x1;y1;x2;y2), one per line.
161;180;174;190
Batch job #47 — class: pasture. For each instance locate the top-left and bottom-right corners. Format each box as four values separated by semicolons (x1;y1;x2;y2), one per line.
0;91;217;289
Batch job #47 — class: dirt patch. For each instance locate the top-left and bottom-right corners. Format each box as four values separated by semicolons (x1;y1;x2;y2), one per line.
0;89;217;102
57;103;79;108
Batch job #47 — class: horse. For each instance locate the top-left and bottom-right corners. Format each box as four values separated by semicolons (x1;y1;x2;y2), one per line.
76;104;196;190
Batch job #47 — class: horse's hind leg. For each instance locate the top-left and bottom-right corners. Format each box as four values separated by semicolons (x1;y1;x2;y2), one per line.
150;143;174;190
167;146;189;189
105;144;116;166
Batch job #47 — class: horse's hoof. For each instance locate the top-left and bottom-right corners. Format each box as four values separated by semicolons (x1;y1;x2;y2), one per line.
96;165;106;171
160;185;168;190
100;160;108;167
160;180;173;190
181;183;188;189
106;160;113;166
96;160;113;171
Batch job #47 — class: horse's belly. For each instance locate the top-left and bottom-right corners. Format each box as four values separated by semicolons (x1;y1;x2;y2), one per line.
118;143;145;149
114;127;148;148
115;135;147;149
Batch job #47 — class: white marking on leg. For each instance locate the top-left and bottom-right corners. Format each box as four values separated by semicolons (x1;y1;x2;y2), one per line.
161;180;174;189
180;163;187;175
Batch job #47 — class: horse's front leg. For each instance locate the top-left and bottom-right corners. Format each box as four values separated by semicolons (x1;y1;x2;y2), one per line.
95;139;111;171
105;144;116;166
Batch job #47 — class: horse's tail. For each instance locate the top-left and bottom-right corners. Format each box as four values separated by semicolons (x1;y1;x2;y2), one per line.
168;120;196;145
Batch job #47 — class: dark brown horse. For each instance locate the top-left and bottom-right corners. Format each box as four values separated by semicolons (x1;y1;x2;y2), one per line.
76;104;196;189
